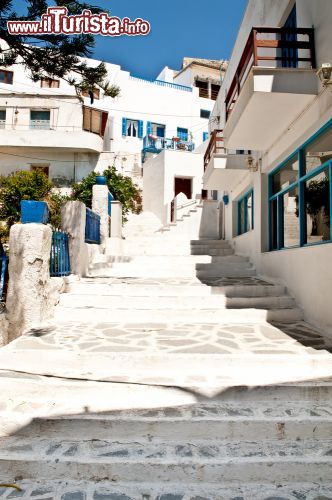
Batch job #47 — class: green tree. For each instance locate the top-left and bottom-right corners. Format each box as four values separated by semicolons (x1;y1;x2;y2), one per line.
0;169;52;236
71;167;143;222
0;0;119;98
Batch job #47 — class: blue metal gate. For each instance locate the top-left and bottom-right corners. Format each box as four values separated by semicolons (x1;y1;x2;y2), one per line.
50;231;71;277
85;208;101;244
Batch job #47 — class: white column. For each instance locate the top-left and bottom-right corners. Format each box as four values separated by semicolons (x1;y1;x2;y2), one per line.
61;201;88;277
6;223;52;341
92;184;110;246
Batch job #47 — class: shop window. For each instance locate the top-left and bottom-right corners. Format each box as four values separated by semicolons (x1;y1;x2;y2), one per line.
269;120;332;250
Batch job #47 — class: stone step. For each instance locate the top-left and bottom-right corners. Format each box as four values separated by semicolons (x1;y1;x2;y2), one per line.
9;414;332;442
191;240;231;249
196;268;257;279
66;283;287;298
54;305;303;322
0;442;332;485
0;480;331;500
1;439;332;483
191;247;234;256
3;436;332;461
4;343;327;392
196;261;252;270
59;294;297;311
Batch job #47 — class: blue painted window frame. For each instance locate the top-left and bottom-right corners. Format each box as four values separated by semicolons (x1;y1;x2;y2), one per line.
268;119;332;251
237;189;254;236
122;117;143;138
203;132;209;142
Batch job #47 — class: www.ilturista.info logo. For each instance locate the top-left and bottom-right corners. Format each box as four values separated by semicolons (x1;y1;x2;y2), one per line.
7;7;151;36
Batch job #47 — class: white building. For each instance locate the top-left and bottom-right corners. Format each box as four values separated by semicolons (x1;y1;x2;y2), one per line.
0;50;225;186
203;0;332;330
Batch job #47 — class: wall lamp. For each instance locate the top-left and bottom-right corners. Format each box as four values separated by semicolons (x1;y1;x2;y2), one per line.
317;63;332;88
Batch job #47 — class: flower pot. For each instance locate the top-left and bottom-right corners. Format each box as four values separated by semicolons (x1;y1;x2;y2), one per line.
21;200;49;224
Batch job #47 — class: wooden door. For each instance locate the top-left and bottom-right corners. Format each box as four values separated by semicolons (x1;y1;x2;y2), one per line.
174;177;192;199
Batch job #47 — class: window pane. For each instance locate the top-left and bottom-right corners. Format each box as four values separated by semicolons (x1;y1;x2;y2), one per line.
272;156;299;194
127;120;138;137
200;109;211;119
31;110;50;121
305;169;330;244
239;199;245;234
0;110;5;120
0;70;13;84
270;199;278;250
283;186;299;248
247;193;253;231
305;127;332;173
177;128;188;141
30;110;50;129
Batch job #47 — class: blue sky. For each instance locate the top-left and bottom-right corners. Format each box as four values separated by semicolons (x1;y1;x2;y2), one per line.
11;0;247;78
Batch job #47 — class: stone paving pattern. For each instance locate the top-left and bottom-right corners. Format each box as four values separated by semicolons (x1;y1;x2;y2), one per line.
11;321;332;356
0;481;332;499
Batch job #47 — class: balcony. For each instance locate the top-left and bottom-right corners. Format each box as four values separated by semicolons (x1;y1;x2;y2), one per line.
0;124;104;152
203;130;251;190
224;27;317;151
143;135;195;155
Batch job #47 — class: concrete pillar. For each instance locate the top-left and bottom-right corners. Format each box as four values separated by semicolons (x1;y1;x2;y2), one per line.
199;200;221;239
92;184;110;246
6;223;52;341
110;201;123;238
61;201;88;277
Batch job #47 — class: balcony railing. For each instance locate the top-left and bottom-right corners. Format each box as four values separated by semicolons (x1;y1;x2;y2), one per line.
30;119;50;130
143;135;195;153
130;75;193;93
225;27;316;119
204;130;225;170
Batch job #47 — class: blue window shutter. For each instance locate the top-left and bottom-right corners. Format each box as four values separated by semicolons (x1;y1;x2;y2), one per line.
147;121;151;136
138;120;144;138
203;132;209;141
122;118;127;136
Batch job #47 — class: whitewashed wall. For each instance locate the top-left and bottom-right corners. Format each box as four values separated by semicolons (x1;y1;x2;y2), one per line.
205;0;332;331
143;150;204;225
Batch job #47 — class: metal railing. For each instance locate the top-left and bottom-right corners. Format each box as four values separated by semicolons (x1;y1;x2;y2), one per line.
225;27;316;119
204;129;225;170
50;231;71;277
30;120;51;130
143;135;195;153
130;75;192;92
0;241;8;302
85;208;101;244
